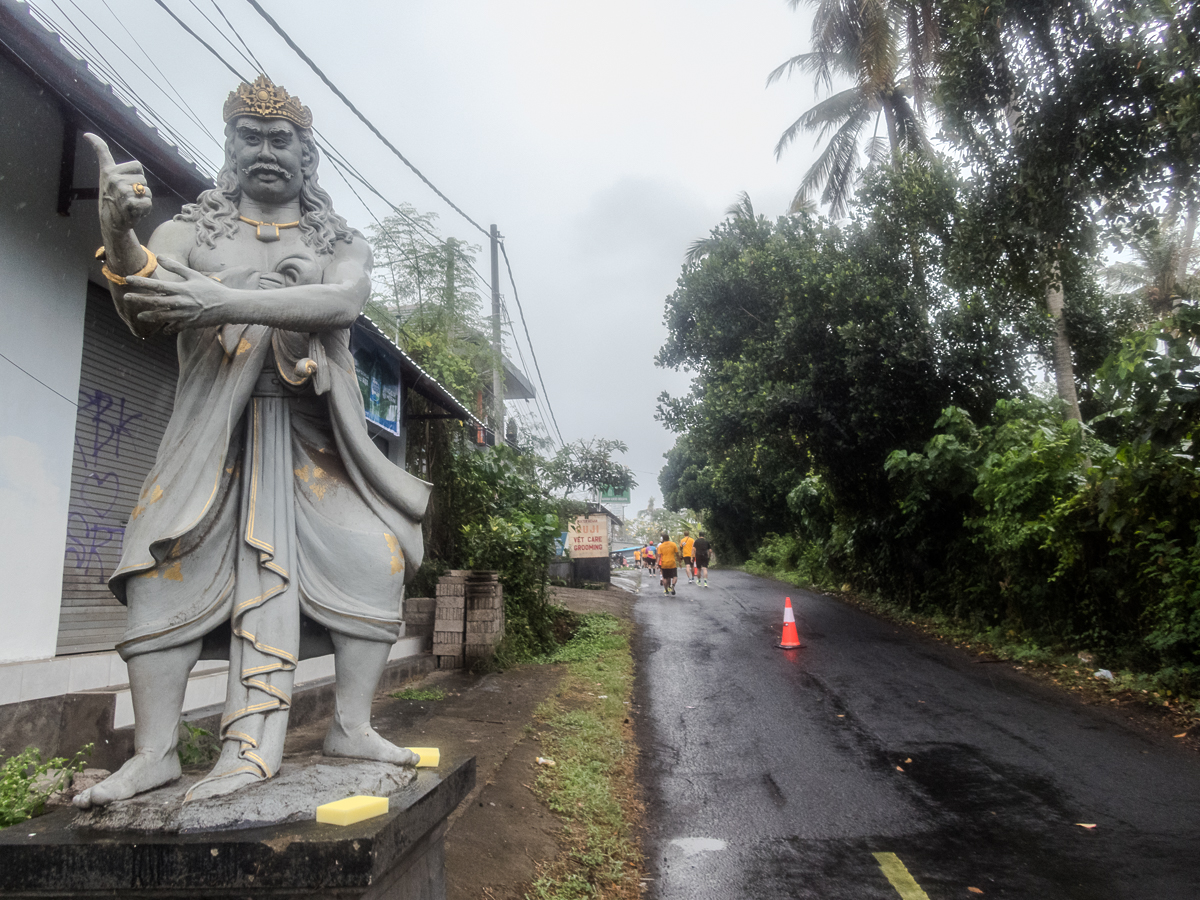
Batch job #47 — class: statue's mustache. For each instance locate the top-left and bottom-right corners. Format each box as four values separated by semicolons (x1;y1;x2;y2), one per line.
242;162;293;180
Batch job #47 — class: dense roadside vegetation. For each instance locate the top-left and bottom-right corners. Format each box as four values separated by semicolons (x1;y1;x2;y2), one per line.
659;1;1200;701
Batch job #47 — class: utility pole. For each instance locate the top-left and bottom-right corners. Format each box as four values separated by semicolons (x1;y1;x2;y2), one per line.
490;224;504;443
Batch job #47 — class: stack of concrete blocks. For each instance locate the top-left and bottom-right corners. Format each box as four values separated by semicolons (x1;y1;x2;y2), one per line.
402;595;436;647
433;570;505;669
434;572;468;669
463;571;504;665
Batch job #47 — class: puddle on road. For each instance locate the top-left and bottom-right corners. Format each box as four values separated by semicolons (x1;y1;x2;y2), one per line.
669;837;727;857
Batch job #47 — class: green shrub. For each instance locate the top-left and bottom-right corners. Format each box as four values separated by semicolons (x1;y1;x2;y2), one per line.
0;744;91;829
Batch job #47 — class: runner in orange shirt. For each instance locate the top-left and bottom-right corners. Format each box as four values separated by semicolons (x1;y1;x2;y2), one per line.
680;530;696;584
657;532;680;596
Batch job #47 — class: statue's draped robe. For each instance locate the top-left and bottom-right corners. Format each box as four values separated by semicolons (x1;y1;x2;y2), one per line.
109;263;430;795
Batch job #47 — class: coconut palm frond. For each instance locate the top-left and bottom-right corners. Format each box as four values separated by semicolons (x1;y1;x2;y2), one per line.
865;133;890;166
797;87;867;135
725;191;756;222
775;87;865;160
789;194;819;215
800;106;871;218
1103;262;1151;292
685;237;720;266
889;91;930;155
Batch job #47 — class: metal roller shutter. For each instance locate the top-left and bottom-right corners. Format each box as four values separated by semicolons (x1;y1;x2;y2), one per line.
56;282;178;655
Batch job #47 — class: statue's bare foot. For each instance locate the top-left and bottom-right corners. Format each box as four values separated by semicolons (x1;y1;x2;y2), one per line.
72;750;180;809
184;770;265;803
323;718;418;767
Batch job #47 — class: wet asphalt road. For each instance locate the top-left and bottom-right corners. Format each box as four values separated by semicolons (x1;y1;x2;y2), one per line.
632;569;1200;899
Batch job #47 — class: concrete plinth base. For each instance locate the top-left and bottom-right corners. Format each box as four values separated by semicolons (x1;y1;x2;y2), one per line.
0;756;474;899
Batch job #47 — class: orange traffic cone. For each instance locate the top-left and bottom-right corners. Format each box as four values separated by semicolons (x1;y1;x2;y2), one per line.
778;597;802;648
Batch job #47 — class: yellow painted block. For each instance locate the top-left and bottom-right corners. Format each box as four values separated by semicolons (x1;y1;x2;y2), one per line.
406;747;440;767
316;795;389;826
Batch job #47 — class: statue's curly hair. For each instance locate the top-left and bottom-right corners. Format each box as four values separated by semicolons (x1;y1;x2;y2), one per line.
175;121;359;255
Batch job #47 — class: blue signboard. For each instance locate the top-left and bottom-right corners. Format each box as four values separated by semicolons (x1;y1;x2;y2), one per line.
354;347;401;435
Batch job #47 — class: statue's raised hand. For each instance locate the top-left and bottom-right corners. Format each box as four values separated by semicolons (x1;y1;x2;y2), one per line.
84;132;153;234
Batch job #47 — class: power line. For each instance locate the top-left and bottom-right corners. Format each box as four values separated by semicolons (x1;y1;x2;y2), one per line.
185;0;258;76
499;297;556;445
92;0;217;143
242;0;490;238
498;241;563;446
0;351;78;407
30;1;218;177
152;0;247;82
209;0;267;74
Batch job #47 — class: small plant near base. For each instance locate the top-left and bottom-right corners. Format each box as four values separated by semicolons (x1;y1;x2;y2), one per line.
390;687;447;702
0;743;92;829
177;722;220;767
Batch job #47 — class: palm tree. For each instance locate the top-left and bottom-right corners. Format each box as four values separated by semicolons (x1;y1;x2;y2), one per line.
769;0;932;217
685;192;776;265
1105;224;1199;319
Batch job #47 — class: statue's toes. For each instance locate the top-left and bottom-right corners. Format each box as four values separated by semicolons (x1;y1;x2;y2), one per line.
72;787;95;809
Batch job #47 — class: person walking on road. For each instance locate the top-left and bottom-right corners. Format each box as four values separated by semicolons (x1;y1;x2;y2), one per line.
680;530;696;583
657;532;680;596
693;533;711;587
644;543;656;575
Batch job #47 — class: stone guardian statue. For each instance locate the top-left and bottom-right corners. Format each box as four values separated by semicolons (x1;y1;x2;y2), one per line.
75;76;431;807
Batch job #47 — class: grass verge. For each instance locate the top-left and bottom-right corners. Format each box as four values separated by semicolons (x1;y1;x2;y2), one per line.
390;687;447;701
526;613;643;900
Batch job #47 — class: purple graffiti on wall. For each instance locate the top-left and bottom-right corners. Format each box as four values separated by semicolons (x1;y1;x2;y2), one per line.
64;389;142;580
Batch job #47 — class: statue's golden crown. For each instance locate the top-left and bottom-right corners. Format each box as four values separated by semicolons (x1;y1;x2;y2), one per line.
223;75;312;129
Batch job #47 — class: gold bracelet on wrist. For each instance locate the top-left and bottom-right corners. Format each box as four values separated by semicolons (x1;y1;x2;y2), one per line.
95;245;158;285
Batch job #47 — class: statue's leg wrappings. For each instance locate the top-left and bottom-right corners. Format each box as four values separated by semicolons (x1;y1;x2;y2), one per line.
188;396;300;802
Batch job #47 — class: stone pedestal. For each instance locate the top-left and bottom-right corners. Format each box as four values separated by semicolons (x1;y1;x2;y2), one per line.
0;755;475;899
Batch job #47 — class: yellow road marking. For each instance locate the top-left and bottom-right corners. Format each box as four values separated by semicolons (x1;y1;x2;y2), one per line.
873;852;932;900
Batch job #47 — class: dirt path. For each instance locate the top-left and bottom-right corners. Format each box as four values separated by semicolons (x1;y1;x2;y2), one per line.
284;582;639;900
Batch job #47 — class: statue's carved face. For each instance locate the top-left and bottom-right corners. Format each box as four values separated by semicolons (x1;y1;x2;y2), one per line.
230;116;306;205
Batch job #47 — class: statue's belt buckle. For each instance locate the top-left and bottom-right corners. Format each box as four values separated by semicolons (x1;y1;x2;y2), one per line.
255;223;282;242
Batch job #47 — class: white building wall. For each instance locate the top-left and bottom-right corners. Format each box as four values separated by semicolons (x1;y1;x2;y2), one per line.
0;55;93;663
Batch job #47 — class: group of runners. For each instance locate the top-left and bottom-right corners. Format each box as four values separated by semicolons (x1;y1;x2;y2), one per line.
633;529;711;595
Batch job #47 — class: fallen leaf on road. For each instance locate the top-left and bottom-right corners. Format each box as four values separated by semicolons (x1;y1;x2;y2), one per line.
905;758;912;763
1175;733;1187;738
1075;823;1097;830
968;888;984;894
896;766;904;772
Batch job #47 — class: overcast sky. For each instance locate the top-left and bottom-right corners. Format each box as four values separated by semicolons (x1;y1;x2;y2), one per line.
33;0;822;513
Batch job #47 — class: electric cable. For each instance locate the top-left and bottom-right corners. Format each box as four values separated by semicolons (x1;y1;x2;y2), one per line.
0;351;79;407
184;0;258;76
89;0;217;142
30;1;218;177
242;0;490;238
209;0;267;74
499;296;556;444
152;0;247;81
498;241;563;445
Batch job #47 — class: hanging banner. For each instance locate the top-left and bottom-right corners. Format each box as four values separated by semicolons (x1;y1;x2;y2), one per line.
567;515;609;559
354;346;401;435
